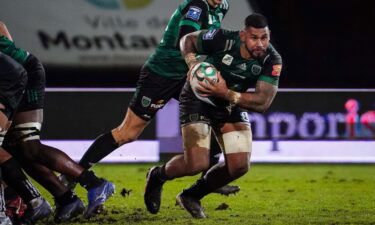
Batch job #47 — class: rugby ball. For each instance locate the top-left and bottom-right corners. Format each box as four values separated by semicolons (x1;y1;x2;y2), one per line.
190;62;219;106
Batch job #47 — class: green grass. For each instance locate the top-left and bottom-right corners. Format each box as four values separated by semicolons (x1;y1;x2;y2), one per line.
36;164;375;225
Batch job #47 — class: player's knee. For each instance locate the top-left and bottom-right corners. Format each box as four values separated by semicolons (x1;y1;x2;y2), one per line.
186;162;209;176
112;128;139;146
228;163;249;178
112;119;147;146
116;133;138;146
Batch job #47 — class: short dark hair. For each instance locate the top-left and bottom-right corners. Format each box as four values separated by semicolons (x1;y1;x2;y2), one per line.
245;13;268;28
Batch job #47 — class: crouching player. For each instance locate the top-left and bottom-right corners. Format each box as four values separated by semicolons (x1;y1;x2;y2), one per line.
144;13;282;218
0;21;114;222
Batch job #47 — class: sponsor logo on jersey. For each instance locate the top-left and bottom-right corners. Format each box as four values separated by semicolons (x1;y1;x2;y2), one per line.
272;64;282;76
150;100;165;109
241;112;250;122
142;114;151;119
222;54;233;65
141;96;151;107
251;65;262;75
189;113;199;122
203;29;218;40
236;63;247;71
186;6;202;21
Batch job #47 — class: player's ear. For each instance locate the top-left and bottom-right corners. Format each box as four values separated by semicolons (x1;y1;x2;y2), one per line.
268;29;271;40
240;30;246;42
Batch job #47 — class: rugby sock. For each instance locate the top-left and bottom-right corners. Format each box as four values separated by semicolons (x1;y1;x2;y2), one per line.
55;190;77;206
79;132;119;169
0;158;41;202
77;170;104;190
181;178;214;200
154;165;170;181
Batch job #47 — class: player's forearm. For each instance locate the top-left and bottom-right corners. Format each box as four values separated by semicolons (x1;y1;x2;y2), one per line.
180;32;199;68
224;85;277;113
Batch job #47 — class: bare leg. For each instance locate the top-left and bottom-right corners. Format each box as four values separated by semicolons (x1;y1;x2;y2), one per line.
79;108;149;169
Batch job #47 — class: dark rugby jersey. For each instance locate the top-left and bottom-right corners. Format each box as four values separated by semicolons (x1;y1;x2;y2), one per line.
0;35;29;65
197;29;282;92
145;0;229;79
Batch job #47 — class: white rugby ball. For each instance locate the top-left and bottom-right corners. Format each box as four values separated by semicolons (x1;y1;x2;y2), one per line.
190;62;219;106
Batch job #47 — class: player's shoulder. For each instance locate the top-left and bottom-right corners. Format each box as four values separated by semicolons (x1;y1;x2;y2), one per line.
201;28;237;41
218;0;229;12
184;0;210;11
262;43;282;66
180;0;210;21
220;29;239;38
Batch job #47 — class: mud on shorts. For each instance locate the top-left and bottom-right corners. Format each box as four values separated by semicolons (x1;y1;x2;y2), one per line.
129;66;187;121
16;54;46;112
0;53;28;119
179;82;250;128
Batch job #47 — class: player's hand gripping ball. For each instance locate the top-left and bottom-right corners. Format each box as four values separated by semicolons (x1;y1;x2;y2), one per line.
189;62;220;106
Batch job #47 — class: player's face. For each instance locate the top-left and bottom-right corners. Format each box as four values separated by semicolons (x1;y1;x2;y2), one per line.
240;26;270;59
207;0;222;8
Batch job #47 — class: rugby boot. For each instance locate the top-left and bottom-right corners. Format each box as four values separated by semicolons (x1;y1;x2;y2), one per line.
0;212;12;225
84;180;115;218
144;166;165;214
212;185;240;196
54;197;85;223
176;192;206;219
20;197;53;224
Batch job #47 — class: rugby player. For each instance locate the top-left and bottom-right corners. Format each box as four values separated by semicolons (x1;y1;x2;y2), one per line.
0;52;52;224
62;0;239;202
0;21;115;222
144;13;282;218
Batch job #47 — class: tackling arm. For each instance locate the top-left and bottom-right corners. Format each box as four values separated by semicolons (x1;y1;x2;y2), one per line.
180;31;202;69
197;74;278;113
226;81;277;113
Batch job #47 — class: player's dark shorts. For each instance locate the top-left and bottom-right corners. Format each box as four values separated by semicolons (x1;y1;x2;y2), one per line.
129;66;186;121
16;54;46;112
0;53;28;119
179;82;250;127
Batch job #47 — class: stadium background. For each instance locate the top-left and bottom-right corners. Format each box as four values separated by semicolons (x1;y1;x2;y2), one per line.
1;1;375;224
1;0;374;163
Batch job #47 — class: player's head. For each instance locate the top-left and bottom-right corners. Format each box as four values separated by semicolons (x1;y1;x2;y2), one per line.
207;0;223;8
240;13;270;59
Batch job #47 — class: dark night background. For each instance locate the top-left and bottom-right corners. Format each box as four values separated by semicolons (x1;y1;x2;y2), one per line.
45;0;375;88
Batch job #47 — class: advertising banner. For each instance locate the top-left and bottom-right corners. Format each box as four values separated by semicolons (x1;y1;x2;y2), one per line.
0;0;252;67
41;88;375;163
157;89;375;162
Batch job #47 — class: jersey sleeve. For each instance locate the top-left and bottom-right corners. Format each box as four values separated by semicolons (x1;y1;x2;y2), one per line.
196;29;227;54
0;35;28;65
258;45;283;86
220;0;230;18
179;0;209;32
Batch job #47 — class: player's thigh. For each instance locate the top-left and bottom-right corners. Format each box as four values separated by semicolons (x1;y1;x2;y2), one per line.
215;123;252;155
129;66;185;121
113;107;150;140
215;109;252;172
0;54;28;123
215;124;251;176
16;54;45;117
181;122;211;167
